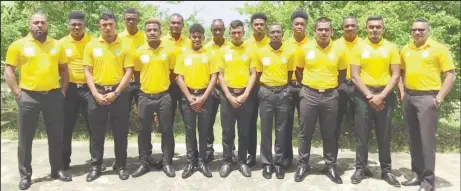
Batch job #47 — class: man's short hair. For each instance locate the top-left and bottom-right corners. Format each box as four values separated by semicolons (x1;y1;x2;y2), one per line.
229;20;244;29
169;13;184;22
189;23;205;34
29;11;47;23
291;10;308;23
366;15;384;25
145;18;161;29
211;19;224;26
268;23;283;32
342;15;357;24
68;11;85;20
124;8;139;16
251;12;267;23
100;12;117;22
314;17;332;29
414;18;430;26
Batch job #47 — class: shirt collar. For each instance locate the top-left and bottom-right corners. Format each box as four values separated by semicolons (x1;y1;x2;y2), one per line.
123;29;142;37
342;36;359;45
229;41;246;49
98;35;121;44
315;39;334;50
290;35;309;45
191;46;206;53
409;37;434;49
26;33;51;43
210;39;227;48
69;33;90;43
168;33;186;42
145;41;165;50
365;37;384;46
268;43;285;52
250;35;269;44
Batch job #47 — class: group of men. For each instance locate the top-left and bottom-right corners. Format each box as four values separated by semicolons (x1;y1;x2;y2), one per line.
4;7;456;191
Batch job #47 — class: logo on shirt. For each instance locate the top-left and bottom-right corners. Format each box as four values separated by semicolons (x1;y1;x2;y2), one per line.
241;55;248;61
50;48;57;54
160;53;167;60
281;57;287;64
202;56;208;63
306;51;315;59
115;49;121;56
140;55;150;64
328;53;335;60
380;49;388;57
262;57;271;66
184;58;193;66
422;50;429;58
93;48;103;57
65;48;73;57
225;54;233;62
405;52;411;57
24;47;35;56
361;50;370;58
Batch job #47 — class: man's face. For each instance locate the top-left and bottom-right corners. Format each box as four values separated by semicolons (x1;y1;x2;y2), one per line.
169;16;183;34
314;22;332;44
211;22;225;40
292;17;306;35
190;32;204;49
252;18;266;36
99;19;117;39
366;19;384;42
145;23;161;43
69;19;85;37
124;13;139;30
229;26;244;44
268;25;283;44
411;22;430;45
342;18;358;39
30;15;48;39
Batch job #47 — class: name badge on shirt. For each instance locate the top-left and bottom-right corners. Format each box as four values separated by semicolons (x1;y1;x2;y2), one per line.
140;55;150;64
65;48;73;57
184;58;192;66
306;51;315;59
281;57;287;64
225;54;233;62
422;50;429;58
361;50;370;58
202;56;208;63
24;47;35;56
262;57;271;66
93;48;103;57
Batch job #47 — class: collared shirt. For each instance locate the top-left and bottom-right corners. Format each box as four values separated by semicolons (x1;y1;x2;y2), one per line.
119;29;146;51
58;34;93;84
295;39;349;90
255;43;295;87
245;35;270;50
205;39;229;55
334;36;361;79
161;34;191;69
174;47;218;89
82;36;134;86
215;42;256;88
6;34;68;91
350;38;400;86
400;38;455;91
134;42;175;94
284;36;309;80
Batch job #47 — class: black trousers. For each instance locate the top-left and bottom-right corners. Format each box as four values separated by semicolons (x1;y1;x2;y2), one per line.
87;90;129;168
206;86;220;154
137;92;174;165
168;82;183;155
181;93;212;164
353;91;395;171
403;92;438;191
297;87;339;167
62;83;90;167
17;89;64;180
127;81;140;117
220;91;252;165
336;81;356;156
247;84;260;156
285;82;301;163
258;85;289;166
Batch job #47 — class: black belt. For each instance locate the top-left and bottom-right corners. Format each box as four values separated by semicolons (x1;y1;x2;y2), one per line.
405;88;438;96
187;87;206;94
95;84;118;93
140;90;168;99
344;79;354;85
130;81;140;87
70;82;87;89
260;84;288;93
366;85;385;94
290;80;301;88
228;87;246;94
303;85;336;93
21;88;59;95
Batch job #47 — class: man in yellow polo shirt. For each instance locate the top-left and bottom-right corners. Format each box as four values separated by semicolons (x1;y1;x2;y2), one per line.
350;15;401;187
255;24;294;180
131;18;176;178
334;15;362;158
59;10;94;172
83;12;134;182
215;20;256;178
399;18;456;191
283;10;309;169
4;12;72;190
245;12;270;167
175;24;218;179
294;17;347;184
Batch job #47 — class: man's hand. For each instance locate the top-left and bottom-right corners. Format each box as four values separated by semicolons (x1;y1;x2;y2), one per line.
61;89;67;97
433;97;442;109
398;91;405;101
369;94;385;106
94;92;109;105
236;93;249;105
104;92;118;103
187;95;202;112
227;95;241;108
14;90;21;100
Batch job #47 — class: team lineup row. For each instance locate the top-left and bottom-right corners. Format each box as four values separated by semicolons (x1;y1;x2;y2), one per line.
4;8;456;191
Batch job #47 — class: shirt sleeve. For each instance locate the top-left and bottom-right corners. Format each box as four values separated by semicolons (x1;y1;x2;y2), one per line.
349;46;361;66
399;48;406;70
287;49;295;72
216;49;226;69
390;44;401;65
438;45;455;72
209;52;219;74
123;48;135;68
5;41;20;66
295;47;305;69
57;42;69;65
133;51;142;72
82;42;93;67
174;54;185;75
253;51;262;72
168;50;176;70
338;48;349;70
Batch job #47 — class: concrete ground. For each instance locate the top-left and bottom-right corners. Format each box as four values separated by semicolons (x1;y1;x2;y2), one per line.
1;140;459;191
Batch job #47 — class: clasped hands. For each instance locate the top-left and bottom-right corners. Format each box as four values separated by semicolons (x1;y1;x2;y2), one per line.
227;93;249;109
366;93;386;111
93;92;118;105
187;95;207;112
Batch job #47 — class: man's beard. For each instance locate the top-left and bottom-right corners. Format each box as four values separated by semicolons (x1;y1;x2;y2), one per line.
32;30;48;41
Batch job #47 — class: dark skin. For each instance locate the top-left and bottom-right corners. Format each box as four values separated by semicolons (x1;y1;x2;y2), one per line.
210;20;225;46
124;13;140;36
342;18;358;42
267;25;293;85
169;15;183;40
69;19;85;41
292;17;307;42
252;18;266;42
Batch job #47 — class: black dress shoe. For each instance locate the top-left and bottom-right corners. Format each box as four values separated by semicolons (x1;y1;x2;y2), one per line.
382;171;400;187
219;164;232;178
204;152;215;163
350;168;372;184
274;165;285;179
401;177;421;186
246;155;256;167
324;166;343;184
182;163;195;179
19;178;31;190
132;164;150;178
51;170;72;181
294;166;308;182
239;164;251;177
147;157;163;170
163;164;176;177
198;162;212;178
86;166;102;182
117;167;130;180
262;165;272;179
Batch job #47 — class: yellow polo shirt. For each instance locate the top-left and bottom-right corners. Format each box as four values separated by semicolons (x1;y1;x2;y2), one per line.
134;42;175;94
400;38;455;91
205;40;229;55
82;36;134;86
245;35;270;49
5;34;68;91
284;36;309;80
161;34;191;67
119;29;146;51
174;47;218;89
215;42;256;88
255;44;295;87
58;34;93;84
334;36;361;79
295;40;349;90
350;38;400;86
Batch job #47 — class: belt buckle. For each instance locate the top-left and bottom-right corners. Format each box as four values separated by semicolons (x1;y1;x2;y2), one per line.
76;83;84;88
234;89;243;94
104;86;113;91
193;89;199;94
319;89;325;93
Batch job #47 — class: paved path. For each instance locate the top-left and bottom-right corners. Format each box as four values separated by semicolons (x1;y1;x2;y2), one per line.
1;140;459;191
